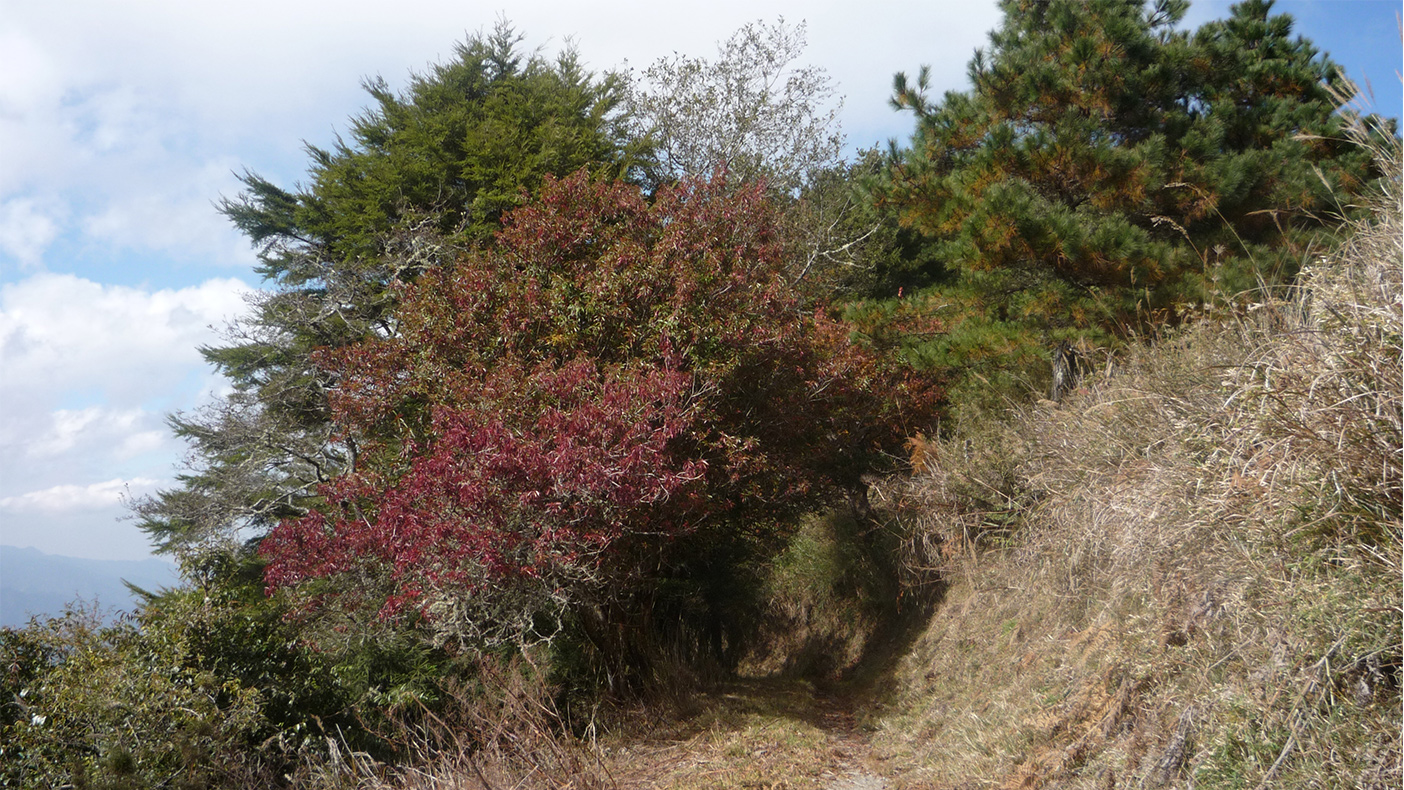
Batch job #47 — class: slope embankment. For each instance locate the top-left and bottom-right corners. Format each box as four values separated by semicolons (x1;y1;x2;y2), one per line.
858;151;1402;788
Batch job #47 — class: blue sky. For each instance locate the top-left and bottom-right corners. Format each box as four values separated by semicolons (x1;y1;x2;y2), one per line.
1;0;1399;561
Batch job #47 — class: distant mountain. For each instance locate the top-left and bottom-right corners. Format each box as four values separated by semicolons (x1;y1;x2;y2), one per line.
0;545;180;628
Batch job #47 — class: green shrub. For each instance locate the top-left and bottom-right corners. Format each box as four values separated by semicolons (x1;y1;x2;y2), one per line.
0;604;271;789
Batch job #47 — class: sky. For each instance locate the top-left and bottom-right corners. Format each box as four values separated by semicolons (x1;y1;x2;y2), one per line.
1;0;1399;562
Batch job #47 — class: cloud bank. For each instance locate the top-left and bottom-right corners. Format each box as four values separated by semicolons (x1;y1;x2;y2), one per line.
0;274;250;559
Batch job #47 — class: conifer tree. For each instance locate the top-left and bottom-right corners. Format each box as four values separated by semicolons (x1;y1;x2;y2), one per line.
134;23;644;555
875;0;1389;407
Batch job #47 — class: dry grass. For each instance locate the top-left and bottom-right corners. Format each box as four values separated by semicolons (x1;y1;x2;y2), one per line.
871;132;1401;789
600;678;880;790
293;645;894;790
301;654;616;790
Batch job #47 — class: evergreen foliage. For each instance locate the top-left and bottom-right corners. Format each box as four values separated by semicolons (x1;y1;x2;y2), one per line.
225;22;641;277
1;600;312;788
874;0;1391;410
117;27;648;769
134;23;641;556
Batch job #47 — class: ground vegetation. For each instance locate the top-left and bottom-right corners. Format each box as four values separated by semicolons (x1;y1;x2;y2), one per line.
4;4;1398;788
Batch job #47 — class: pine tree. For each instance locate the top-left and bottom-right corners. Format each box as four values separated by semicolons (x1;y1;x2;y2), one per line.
874;0;1389;409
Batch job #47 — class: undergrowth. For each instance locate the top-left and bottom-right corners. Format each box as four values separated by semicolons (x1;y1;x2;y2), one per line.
742;510;904;684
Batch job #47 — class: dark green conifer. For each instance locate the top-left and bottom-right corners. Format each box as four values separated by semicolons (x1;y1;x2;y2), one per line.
135;22;644;553
874;0;1390;409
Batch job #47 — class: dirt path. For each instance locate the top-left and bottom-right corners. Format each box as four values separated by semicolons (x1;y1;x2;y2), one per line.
808;694;890;790
605;678;895;789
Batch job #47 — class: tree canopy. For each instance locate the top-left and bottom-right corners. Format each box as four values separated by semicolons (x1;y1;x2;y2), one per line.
627;19;843;195
225;22;643;280
136;24;645;556
873;0;1388;406
131;19;926;691
260;170;938;650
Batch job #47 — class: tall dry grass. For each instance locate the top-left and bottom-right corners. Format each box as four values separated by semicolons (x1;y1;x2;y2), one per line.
300;654;615;790
872;127;1401;788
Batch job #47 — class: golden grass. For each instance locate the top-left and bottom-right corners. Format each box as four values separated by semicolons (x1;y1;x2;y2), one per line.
870;128;1402;789
601;679;867;790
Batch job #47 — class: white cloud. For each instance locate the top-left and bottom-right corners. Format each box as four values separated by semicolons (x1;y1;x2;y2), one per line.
0;273;253;558
79;160;248;260
0;274;253;558
0;29;66;196
0;478;159;514
0;29;60;116
116;429;169;460
0;198;63;269
0;272;251;402
26;407;120;458
23;407;160;459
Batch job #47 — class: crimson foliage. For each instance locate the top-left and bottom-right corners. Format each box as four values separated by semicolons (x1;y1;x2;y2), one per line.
261;171;937;645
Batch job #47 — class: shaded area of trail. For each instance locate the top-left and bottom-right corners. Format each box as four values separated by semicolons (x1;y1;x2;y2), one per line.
605;528;947;789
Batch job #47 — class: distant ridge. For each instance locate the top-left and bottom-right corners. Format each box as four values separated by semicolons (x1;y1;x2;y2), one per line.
0;545;180;628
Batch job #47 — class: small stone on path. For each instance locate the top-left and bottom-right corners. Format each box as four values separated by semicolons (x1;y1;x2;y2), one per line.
825;769;889;790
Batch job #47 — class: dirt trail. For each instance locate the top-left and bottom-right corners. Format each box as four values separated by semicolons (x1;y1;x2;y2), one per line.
606;679;896;789
604;587;940;788
804;691;891;790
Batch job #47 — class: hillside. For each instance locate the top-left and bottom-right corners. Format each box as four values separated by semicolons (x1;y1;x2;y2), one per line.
862;208;1402;788
0;546;178;628
320;131;1401;789
716;133;1402;788
3;136;1396;790
1;8;1396;787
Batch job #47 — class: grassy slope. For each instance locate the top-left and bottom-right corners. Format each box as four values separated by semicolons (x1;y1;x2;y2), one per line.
864;139;1402;789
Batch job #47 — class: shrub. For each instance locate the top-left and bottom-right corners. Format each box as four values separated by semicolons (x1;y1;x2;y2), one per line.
0;604;272;789
260;170;940;677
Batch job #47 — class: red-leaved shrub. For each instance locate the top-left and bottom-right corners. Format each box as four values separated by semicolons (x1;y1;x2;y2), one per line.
262;171;939;646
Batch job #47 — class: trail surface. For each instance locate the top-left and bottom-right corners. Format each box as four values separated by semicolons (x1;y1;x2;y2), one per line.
607;678;895;790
